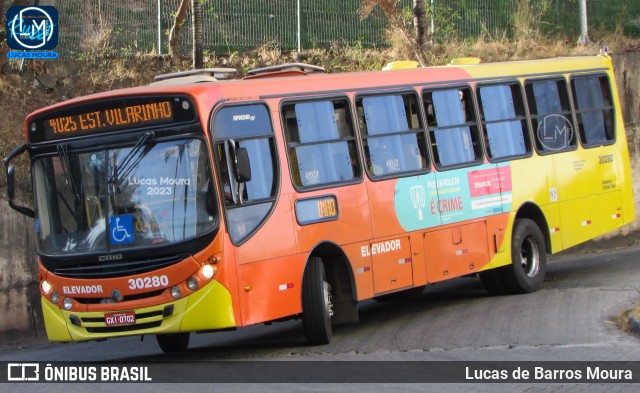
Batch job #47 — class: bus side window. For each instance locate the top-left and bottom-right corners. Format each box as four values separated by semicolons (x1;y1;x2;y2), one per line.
571;75;615;146
282;99;360;189
356;93;428;177
423;87;482;168
525;78;576;153
477;83;531;160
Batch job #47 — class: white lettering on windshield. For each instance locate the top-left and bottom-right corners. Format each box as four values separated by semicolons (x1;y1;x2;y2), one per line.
232;114;256;121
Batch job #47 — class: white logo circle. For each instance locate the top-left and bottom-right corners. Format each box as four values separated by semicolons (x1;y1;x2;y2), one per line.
536;114;574;151
11;7;55;50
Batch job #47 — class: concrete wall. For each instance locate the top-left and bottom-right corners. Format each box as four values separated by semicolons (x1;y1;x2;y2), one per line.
613;52;640;234
1;51;640;341
0;191;43;341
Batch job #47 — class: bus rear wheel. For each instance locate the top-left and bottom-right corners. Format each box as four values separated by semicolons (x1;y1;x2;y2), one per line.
302;257;333;345
156;332;190;353
500;218;547;294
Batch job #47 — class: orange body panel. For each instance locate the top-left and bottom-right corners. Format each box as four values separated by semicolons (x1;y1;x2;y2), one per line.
369;236;414;294
366;181;407;238
292;183;374;253
423;220;489;282
237;254;307;325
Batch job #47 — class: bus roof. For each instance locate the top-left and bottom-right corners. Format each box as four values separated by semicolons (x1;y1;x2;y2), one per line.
26;55;611;123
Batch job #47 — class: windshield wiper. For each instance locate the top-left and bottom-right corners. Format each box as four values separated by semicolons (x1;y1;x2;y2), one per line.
108;131;155;189
56;143;81;202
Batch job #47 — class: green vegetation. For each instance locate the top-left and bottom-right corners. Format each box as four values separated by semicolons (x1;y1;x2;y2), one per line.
2;0;640;190
615;302;640;334
31;0;640;59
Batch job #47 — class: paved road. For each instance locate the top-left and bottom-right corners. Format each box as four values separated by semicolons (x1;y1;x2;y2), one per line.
2;246;640;392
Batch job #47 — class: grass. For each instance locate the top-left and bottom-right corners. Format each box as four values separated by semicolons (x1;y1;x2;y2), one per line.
615;302;640;334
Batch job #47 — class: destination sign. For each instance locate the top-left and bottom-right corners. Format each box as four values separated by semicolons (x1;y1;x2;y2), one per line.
44;101;172;135
32;96;197;143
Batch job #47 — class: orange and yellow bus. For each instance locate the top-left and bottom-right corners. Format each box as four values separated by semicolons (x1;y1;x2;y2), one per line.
4;54;634;352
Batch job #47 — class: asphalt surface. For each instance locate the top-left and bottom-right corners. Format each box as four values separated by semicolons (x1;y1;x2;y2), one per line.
2;245;640;392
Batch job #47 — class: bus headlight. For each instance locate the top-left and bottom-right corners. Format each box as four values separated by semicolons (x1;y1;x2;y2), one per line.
170;286;181;299
187;277;198;291
63;298;73;310
41;280;52;295
202;264;215;279
50;292;60;304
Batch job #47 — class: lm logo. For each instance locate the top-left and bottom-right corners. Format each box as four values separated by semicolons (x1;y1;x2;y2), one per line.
6;6;58;50
537;114;574;151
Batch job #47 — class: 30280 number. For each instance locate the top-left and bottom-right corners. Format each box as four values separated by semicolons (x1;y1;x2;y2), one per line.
128;275;169;290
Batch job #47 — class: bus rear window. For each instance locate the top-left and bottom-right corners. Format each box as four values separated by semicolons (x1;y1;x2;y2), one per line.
282;99;360;189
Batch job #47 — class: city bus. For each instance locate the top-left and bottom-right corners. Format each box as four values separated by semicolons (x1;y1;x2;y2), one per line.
4;53;634;352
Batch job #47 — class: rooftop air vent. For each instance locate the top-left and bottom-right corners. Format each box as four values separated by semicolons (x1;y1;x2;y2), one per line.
151;68;237;85
244;63;326;79
382;61;420;71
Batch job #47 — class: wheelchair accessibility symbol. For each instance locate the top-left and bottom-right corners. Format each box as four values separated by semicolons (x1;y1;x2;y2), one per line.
110;215;133;244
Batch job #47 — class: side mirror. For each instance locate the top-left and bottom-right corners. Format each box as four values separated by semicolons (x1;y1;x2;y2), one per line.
234;147;251;183
4;144;35;218
7;165;16;200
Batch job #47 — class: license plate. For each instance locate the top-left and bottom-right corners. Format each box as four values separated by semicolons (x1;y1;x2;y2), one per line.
104;311;136;327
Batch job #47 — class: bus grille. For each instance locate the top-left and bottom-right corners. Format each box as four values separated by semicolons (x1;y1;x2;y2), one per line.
74;289;165;304
53;254;188;279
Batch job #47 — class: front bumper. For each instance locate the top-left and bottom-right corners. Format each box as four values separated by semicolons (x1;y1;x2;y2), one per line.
41;278;236;342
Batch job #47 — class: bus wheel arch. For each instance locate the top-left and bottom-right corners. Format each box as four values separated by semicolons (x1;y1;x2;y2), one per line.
482;203;550;295
515;202;551;254
301;242;358;344
499;203;550;294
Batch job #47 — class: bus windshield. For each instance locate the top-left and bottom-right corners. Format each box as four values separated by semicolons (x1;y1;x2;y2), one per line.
33;138;216;256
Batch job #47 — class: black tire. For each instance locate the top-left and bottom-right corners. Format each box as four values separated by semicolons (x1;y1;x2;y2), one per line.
479;268;509;295
156;332;190;353
302;257;333;345
500;218;547;294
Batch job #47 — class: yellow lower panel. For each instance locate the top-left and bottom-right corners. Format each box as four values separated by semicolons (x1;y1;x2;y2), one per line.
559;191;622;249
181;279;236;331
41;298;73;342
41;279;236;343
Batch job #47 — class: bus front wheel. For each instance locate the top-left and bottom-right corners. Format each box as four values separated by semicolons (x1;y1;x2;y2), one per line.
156;332;190;353
501;218;547;294
302;257;333;345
